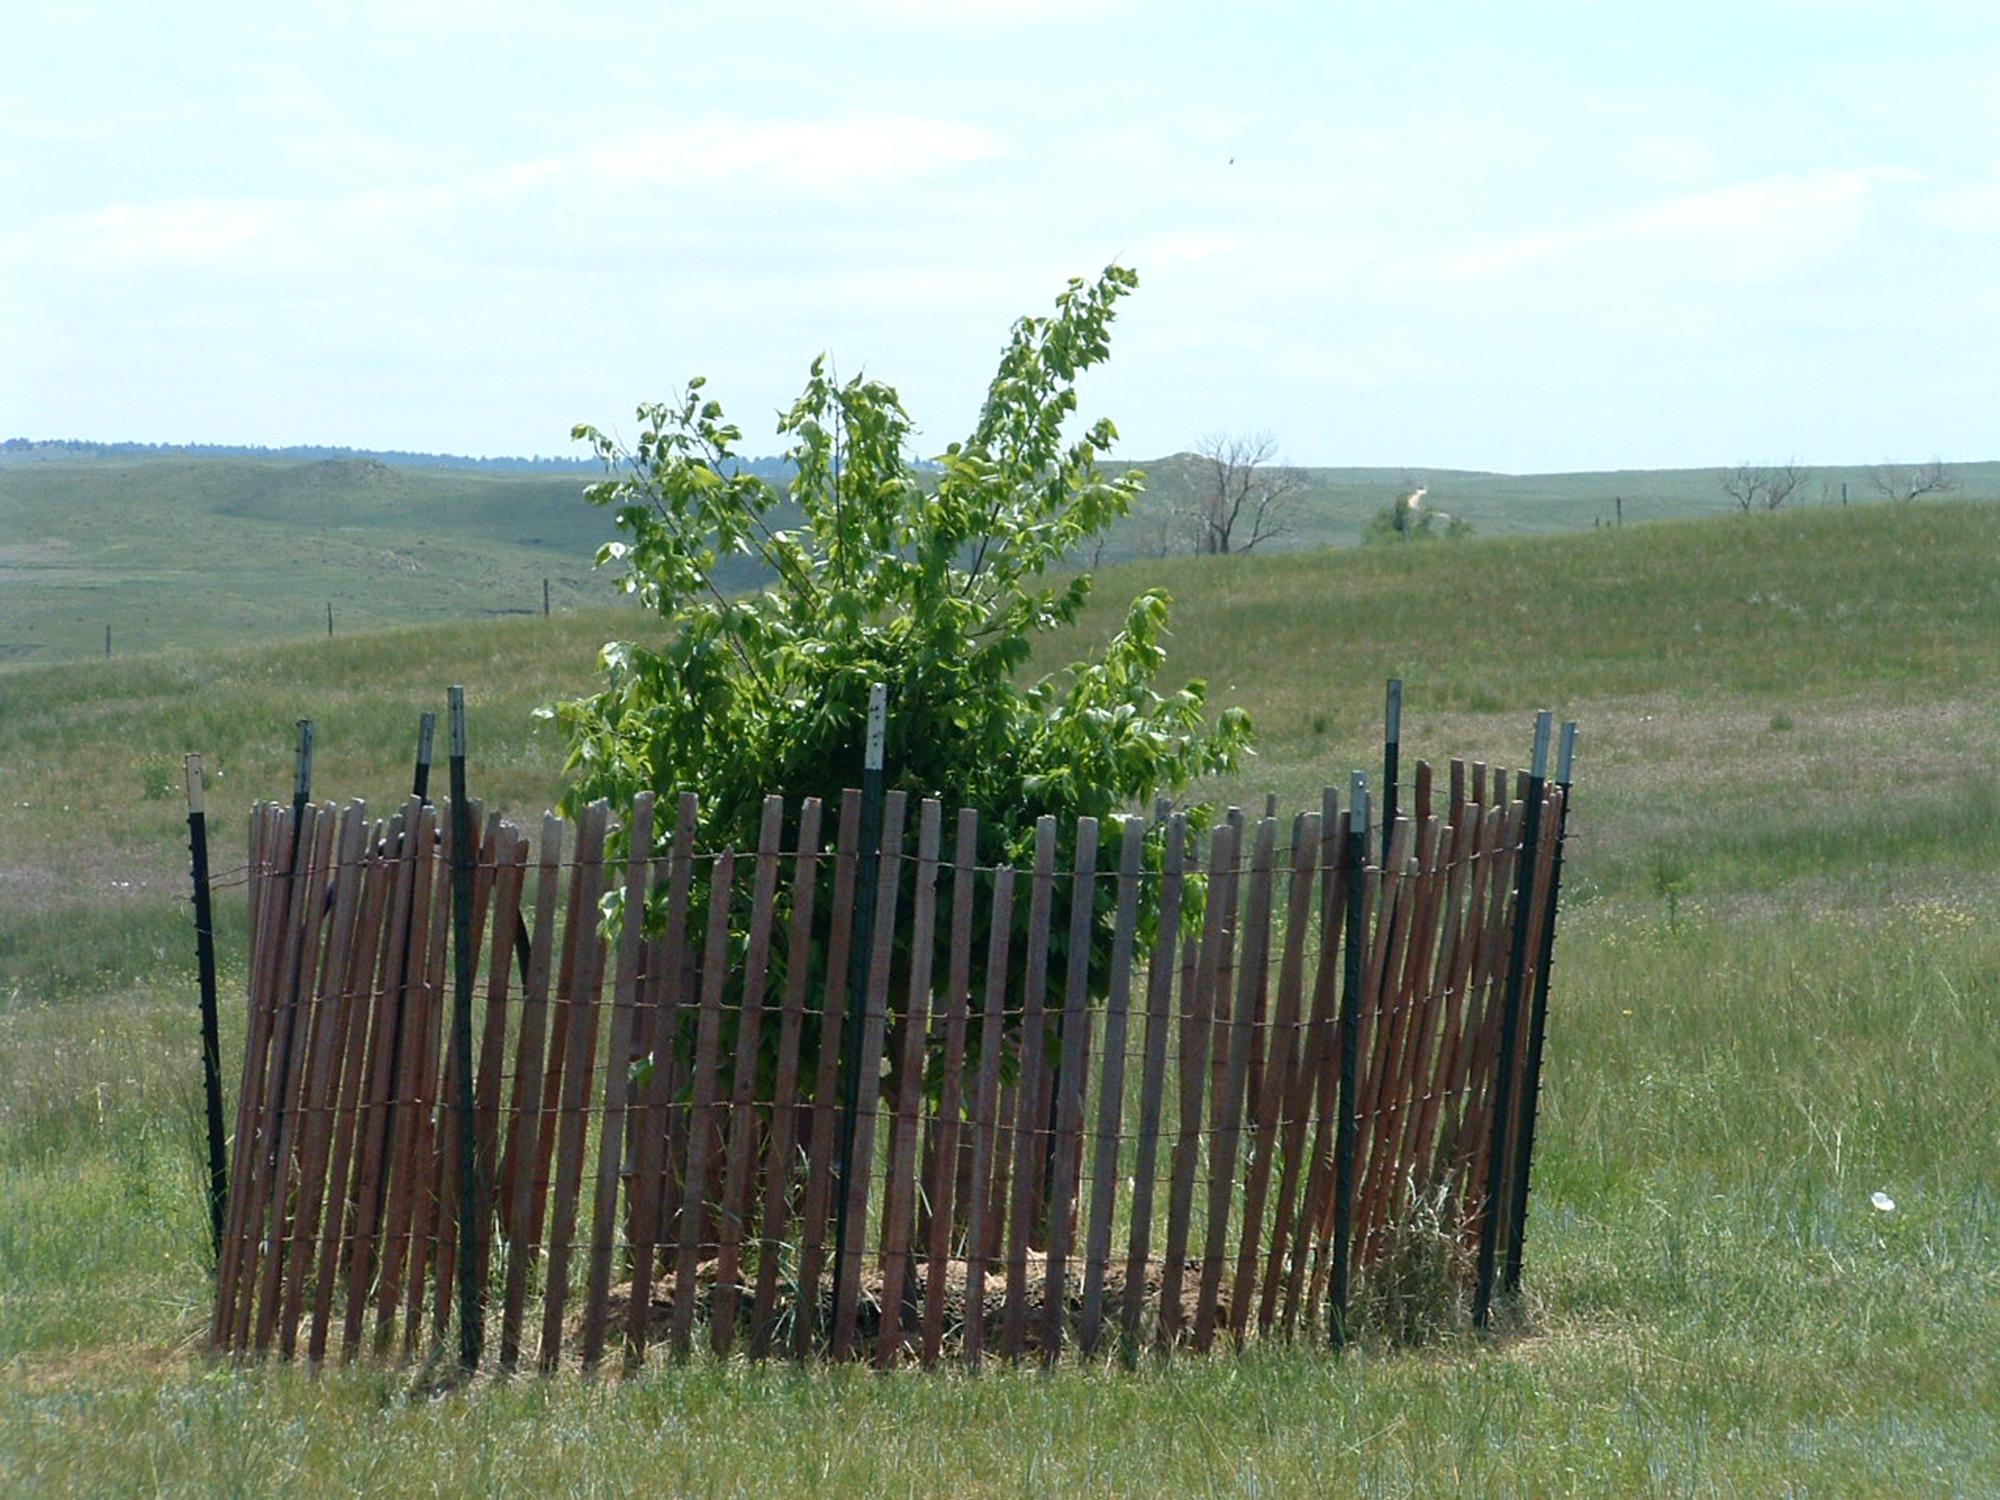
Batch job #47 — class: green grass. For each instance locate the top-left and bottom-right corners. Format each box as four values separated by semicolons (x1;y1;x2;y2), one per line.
2;499;1997;1494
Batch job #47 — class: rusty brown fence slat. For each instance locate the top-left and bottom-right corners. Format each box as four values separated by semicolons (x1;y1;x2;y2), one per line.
536;800;610;1371
581;792;655;1369
1041;816;1100;1364
499;813;563;1370
1000;815;1058;1363
830;791;908;1361
794;791;860;1360
1120;812;1184;1356
919;806;979;1366
1160;818;1235;1349
876;798;941;1366
1079;815;1143;1358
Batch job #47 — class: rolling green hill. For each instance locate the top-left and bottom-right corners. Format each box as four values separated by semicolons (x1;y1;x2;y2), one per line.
0;456;625;663
6;449;1993;664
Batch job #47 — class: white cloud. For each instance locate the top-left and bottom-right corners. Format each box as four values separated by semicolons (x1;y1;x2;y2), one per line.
1922;166;2000;233
537;113;1007;197
1427;168;1914;286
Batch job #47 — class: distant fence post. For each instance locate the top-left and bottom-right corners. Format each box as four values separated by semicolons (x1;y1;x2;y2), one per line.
447;687;482;1370
1474;710;1551;1329
1329;770;1368;1348
1504;720;1577;1298
184;753;228;1263
1381;680;1401;863
543;578;551;617
831;683;887;1321
326;602;334;637
105;624;111;659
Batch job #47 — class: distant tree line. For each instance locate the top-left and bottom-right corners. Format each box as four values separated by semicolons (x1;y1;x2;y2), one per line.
1720;458;1955;512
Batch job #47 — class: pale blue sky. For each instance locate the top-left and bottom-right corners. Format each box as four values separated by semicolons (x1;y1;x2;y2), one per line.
4;1;1997;469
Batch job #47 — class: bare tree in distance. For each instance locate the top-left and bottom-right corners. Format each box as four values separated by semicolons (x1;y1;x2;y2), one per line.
1183;432;1302;554
1719;461;1808;513
1868;458;1953;503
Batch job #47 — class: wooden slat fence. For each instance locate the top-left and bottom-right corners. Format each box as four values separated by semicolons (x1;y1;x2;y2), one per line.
211;765;1567;1368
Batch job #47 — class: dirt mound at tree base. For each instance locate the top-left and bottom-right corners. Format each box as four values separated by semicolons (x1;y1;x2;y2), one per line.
580;1252;1276;1362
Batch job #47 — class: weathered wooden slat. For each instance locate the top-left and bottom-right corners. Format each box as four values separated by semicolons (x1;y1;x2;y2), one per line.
1079;816;1143;1357
428;804;495;1341
498;813;564;1370
1353;818;1412;1148
748;797;824;1360
1000;815;1059;1362
580;792;657;1369
1356;816;1443;1261
1196;815;1274;1351
1160;818;1236;1349
251;800;335;1353
279;802;371;1357
527;796;600;1285
307;824;395;1363
214;802;286;1350
960;864;1015;1370
623;793;696;1363
918;807;979;1366
1296;804;1360;1336
830;791;908;1362
1205;812;1245;1173
1451;799;1525;1235
712;796;786;1357
472;829;530;1294
1406;803;1498;1219
1372;812;1475;1254
1272;800;1336;1336
1041;816;1101;1363
793;792;861;1360
341;800;421;1360
1120;813;1185;1355
533;800;611;1371
668;845;736;1360
372;800;440;1349
400;800;469;1351
1241;811;1316;1337
876;798;942;1366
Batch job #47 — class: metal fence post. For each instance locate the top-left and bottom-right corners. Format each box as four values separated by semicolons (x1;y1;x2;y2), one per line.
1329;771;1368;1347
447;687;482;1369
1474;710;1550;1329
1381;679;1401;863
185;754;228;1263
1503;720;1577;1298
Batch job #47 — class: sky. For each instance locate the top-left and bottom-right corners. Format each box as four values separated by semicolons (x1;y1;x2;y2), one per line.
3;1;1998;471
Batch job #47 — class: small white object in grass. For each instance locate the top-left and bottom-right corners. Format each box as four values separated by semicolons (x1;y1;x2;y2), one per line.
1871;1190;1896;1213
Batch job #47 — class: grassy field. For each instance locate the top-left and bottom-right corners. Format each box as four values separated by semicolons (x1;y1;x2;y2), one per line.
9;446;1994;665
2;499;1997;1493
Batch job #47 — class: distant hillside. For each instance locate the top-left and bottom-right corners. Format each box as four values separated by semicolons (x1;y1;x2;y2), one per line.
2;447;1994;665
1;437;797;480
1125;454;2000;552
